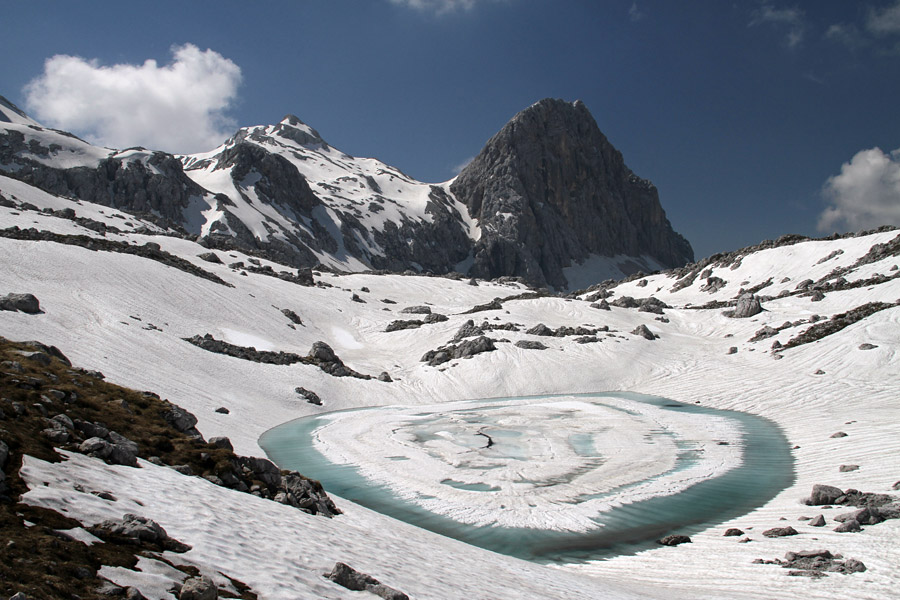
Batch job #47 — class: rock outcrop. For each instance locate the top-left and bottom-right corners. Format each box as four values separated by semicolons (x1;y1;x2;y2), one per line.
451;99;693;288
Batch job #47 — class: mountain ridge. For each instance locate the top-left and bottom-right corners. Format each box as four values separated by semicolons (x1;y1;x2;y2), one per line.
0;97;692;289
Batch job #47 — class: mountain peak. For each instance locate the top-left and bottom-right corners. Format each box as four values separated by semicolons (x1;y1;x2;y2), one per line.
450;98;693;289
271;114;326;148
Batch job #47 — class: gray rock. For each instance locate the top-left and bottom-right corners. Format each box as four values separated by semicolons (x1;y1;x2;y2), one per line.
858;343;878;350
834;507;883;525
308;341;337;362
294;387;322;405
214;406;230;414
807;484;844;505
809;514;826;527
377;371;393;382
839;464;859;472
124;588;148;600
727;346;738;355
729;293;762;318
197;252;222;264
830;431;848;438
209;436;233;451
723;528;744;536
98;513;167;543
762;526;798;537
0;293;41;313
657;534;691;546
179;576;217;600
525;323;554;336
400;305;431;315
631;324;657;340
161;402;202;439
324;562;409;600
453;319;484;341
422;336;496;366
834;519;861;532
280;308;303;325
515;340;548;350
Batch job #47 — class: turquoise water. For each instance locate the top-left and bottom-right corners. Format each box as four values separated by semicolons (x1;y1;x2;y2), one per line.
259;392;794;563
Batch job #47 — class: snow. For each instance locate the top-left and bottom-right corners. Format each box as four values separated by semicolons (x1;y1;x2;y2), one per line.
1;182;899;599
563;253;667;291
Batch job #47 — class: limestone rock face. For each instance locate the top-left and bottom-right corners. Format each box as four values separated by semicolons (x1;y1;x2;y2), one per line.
451;99;693;288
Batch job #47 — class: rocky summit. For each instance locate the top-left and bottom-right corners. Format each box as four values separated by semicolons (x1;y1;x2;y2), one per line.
451;99;693;288
0;95;691;289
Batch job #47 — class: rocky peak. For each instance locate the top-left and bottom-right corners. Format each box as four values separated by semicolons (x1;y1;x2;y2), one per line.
451;98;693;289
270;114;328;148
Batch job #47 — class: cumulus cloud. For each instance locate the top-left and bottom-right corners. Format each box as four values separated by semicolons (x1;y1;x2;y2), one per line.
818;147;900;233
23;44;241;154
867;0;900;35
750;3;806;48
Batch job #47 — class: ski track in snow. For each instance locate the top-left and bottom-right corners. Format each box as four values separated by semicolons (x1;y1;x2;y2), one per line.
1;185;899;599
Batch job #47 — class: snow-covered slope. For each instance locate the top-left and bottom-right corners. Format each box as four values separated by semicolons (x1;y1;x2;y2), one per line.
1;173;898;599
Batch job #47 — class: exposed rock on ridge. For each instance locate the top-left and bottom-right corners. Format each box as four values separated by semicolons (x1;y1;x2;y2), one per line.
451;98;693;288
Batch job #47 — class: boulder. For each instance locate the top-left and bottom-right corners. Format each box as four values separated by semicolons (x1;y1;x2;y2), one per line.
839;464;859;472
453;319;485;341
179;575;217;600
0;293;41;314
807;484;844;505
723;528;744;537
324;562;409;600
308;341;337;362
400;305;431;315
295;387;322;405
161;402;202;439
515;340;548;350
834;519;861;533
631;324;657;340
809;515;826;527
526;323;554;336
762;526;798;537
197;252;222;264
281;308;303;325
209;437;233;451
657;534;691;546
729;293;762;318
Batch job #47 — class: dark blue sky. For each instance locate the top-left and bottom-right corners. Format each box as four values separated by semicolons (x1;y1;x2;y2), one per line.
3;0;899;259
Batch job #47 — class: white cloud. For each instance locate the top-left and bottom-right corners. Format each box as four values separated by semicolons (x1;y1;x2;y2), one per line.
825;23;867;50
818;147;900;233
750;3;806;48
23;44;241;154
629;2;644;22
867;0;900;35
389;0;477;14
389;0;510;15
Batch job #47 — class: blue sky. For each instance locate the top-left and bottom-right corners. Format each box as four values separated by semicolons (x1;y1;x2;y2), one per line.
2;0;899;259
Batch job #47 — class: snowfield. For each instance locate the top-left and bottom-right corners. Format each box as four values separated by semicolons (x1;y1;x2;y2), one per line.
1;176;899;599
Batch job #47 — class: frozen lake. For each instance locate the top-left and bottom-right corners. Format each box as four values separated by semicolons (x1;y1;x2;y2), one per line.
260;392;793;562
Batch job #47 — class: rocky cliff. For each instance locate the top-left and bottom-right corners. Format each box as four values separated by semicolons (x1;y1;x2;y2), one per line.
451;99;693;289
